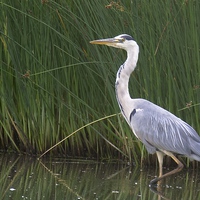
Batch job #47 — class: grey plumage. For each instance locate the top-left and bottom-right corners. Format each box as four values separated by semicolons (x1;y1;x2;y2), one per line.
129;98;200;161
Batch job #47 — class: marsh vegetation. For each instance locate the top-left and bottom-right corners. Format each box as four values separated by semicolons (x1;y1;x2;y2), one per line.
0;1;200;167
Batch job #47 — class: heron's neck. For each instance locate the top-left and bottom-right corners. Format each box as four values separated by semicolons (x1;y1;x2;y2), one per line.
115;46;139;121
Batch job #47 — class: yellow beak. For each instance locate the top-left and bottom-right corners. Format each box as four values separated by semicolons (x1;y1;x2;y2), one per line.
90;38;118;46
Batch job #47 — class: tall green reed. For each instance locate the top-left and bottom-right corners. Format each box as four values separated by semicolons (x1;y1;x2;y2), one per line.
0;0;200;166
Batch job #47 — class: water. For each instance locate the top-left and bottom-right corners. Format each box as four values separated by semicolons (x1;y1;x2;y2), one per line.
0;154;200;200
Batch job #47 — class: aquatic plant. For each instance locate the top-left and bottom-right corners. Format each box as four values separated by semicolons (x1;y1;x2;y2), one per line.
0;1;200;166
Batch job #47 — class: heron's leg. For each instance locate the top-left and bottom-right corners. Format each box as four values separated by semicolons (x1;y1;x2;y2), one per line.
156;151;164;177
155;151;165;191
150;150;184;185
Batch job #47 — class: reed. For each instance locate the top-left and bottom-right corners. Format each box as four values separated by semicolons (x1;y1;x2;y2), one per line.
0;0;200;165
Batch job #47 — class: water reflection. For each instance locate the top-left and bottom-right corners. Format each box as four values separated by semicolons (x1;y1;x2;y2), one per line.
0;154;200;200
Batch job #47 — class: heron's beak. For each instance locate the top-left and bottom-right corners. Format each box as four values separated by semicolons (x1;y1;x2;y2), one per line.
90;38;118;46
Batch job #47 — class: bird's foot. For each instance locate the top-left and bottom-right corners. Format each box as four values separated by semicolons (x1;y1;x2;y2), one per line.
150;177;159;185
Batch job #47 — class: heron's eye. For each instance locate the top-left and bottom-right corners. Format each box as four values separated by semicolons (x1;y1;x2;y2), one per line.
119;38;125;43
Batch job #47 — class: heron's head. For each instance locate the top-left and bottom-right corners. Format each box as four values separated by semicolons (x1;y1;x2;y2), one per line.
90;34;137;51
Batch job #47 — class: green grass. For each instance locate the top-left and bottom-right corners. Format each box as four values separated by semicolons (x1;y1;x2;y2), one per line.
0;0;200;166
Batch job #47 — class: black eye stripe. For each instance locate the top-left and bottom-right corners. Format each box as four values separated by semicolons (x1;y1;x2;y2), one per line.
115;34;134;42
122;35;134;41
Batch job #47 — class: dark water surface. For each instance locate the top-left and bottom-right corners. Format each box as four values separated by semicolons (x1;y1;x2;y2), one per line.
0;154;200;200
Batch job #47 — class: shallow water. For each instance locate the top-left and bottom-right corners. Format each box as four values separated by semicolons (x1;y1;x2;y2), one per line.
0;154;200;200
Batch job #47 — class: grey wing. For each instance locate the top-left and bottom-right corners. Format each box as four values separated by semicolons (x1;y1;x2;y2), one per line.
129;101;200;160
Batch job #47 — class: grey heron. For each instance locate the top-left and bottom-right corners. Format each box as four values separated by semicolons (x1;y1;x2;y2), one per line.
90;34;200;184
